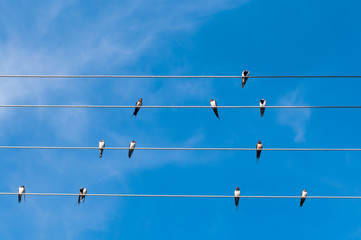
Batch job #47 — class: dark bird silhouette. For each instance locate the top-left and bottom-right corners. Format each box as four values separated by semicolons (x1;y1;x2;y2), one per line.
132;98;143;117
78;187;87;204
242;70;249;88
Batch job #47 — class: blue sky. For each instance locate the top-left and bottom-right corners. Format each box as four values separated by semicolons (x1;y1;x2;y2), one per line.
0;0;361;239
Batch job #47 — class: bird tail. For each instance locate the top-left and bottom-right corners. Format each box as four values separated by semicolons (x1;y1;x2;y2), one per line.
129;150;134;158
260;108;265;117
242;79;247;88
300;198;305;207
18;194;21;203
235;197;239;209
132;108;139;118
99;149;103;158
257;150;261;160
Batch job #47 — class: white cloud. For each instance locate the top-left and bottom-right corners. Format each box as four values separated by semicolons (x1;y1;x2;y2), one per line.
277;87;311;142
0;0;249;238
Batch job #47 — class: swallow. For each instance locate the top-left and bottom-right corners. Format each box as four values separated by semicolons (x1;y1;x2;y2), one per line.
260;99;266;117
256;140;263;162
129;141;136;158
18;185;25;203
300;189;308;207
132;98;143;117
99;140;105;158
210;99;220;119
234;187;240;207
242;70;249;88
78;187;87;204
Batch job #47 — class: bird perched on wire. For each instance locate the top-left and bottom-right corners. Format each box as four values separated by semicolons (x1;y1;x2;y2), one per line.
129;141;136;158
78;188;87;204
260;99;266;117
210;99;220;119
256;141;263;163
99;140;105;158
132;98;143;117
300;189;308;207
234;187;240;208
18;185;25;203
242;70;249;88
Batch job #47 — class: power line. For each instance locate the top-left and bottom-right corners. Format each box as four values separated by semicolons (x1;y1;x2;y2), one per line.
0;75;361;79
0;105;360;109
0;146;360;151
3;192;361;199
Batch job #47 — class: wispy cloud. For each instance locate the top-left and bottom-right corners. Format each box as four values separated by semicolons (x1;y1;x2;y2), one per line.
0;1;249;238
276;87;311;142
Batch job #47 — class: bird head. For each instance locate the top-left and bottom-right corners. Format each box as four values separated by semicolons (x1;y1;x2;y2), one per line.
236;187;240;190
258;141;261;144
132;141;136;143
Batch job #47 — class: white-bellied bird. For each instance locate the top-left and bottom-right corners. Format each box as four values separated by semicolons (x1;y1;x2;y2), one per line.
234;187;240;207
260;99;266;117
78;187;87;204
300;189;308;207
242;70;249;88
18;185;25;203
129;141;136;158
210;99;220;119
99;140;105;158
256;140;263;162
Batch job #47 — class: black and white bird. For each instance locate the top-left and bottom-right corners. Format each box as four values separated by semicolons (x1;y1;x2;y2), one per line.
234;187;240;207
242;70;249;88
78;187;87;204
129;141;136;158
18;185;25;203
210;99;220;119
300;189;308;207
260;99;266;117
99;140;105;158
132;98;143;117
256;140;263;162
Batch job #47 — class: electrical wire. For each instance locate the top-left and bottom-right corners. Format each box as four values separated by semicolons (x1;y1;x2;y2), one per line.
0;146;359;151
4;192;361;199
0;75;361;79
0;105;360;109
